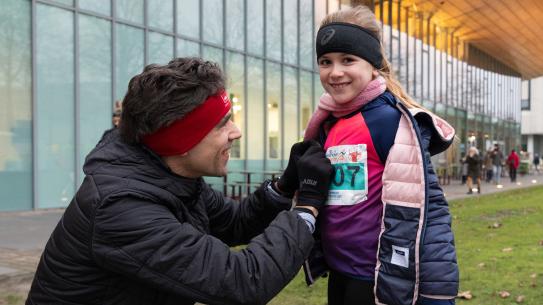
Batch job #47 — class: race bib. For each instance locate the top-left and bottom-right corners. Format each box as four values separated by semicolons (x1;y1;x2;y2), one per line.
325;144;368;205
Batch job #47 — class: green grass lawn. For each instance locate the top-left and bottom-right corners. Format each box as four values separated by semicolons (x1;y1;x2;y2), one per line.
3;187;542;305
270;186;543;305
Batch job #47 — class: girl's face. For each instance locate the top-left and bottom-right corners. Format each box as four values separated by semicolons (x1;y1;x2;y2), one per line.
318;52;378;104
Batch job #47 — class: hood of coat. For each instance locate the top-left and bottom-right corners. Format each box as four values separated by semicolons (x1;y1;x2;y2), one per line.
409;108;456;156
82;128;204;203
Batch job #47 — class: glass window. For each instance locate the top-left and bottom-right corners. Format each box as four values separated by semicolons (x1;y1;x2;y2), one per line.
300;71;312;139
246;57;264;162
266;62;281;160
226;52;245;159
415;38;422;100
202;46;223;68
300;0;314;69
521;80;530;110
283;0;298;65
177;0;199;39
52;0;73;6
177;38;200;57
0;0;32;211
314;72;324;109
36;4;75;208
148;0;173;32
226;0;244;51
284;67;298;163
266;0;281;61
247;0;263;56
79;0;110;16
116;24;144;101
314;0;326;29
203;0;223;45
116;0;144;24
79;15;112;185
149;31;174;65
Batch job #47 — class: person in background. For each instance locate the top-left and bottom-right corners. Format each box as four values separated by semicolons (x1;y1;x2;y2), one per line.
465;147;481;194
533;152;540;174
483;148;494;183
507;149;520;182
302;5;458;305
491;144;504;185
112;109;121;128
26;57;333;305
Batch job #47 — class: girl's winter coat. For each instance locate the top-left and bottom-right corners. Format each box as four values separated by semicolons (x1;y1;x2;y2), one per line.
304;93;459;305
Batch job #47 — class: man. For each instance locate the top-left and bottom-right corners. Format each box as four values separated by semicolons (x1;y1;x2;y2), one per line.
491;143;504;185
26;58;332;305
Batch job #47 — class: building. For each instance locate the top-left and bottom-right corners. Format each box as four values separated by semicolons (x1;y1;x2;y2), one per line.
1;0;537;211
522;78;543;160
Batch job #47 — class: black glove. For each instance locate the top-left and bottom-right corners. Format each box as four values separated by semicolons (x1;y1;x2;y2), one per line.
276;140;318;196
296;144;333;210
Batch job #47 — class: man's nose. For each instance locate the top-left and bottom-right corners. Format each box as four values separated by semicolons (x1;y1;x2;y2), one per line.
229;122;242;140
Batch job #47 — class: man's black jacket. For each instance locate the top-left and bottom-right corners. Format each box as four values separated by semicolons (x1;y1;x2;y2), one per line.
26;130;314;305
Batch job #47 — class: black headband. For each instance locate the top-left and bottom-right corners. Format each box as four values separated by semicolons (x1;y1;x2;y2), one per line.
316;22;383;69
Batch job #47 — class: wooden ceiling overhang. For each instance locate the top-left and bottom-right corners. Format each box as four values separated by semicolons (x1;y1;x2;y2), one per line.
372;0;543;79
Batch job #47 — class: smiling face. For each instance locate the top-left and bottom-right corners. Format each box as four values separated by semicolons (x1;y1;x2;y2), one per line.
165;113;241;178
318;52;378;104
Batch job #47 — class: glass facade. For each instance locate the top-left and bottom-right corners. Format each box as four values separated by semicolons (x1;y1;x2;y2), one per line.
0;0;522;211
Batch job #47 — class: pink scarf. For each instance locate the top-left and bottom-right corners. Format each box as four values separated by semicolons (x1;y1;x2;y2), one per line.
304;76;387;140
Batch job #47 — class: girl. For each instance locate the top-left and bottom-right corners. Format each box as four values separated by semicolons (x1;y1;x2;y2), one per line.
303;5;458;305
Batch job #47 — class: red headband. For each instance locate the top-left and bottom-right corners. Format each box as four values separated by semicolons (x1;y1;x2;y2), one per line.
142;90;232;156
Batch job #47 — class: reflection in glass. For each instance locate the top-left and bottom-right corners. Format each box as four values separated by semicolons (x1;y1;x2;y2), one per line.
203;0;223;45
247;57;264;162
79;0;110;16
177;39;200;57
0;0;32;210
300;71;312;139
266;62;281;160
266;1;281;61
177;0;199;39
202;46;223;68
299;0;313;69
36;4;75;208
79;15;111;185
226;52;245;159
51;0;73;6
149;32;174;65
247;0;263;56
283;0;298;65
116;24;144;101
283;67;298;163
116;0;144;24
148;0;173;32
226;0;244;51
314;72;324;109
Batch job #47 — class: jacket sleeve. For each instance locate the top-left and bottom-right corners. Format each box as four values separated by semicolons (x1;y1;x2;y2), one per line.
418;121;459;301
91;194;314;305
205;180;294;246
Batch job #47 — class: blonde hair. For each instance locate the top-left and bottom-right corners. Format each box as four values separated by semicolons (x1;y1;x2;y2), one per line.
319;5;423;110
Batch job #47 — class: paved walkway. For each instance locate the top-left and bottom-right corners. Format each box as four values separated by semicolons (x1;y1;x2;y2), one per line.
1;173;542;300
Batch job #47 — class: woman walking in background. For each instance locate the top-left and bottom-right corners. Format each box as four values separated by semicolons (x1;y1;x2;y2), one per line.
465;147;481;194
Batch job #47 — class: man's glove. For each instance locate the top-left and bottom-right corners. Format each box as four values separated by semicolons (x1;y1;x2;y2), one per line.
276;140;317;196
296;144;333;210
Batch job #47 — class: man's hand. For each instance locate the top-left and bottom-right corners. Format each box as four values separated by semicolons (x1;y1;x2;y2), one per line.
295;144;333;216
275;140;319;197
